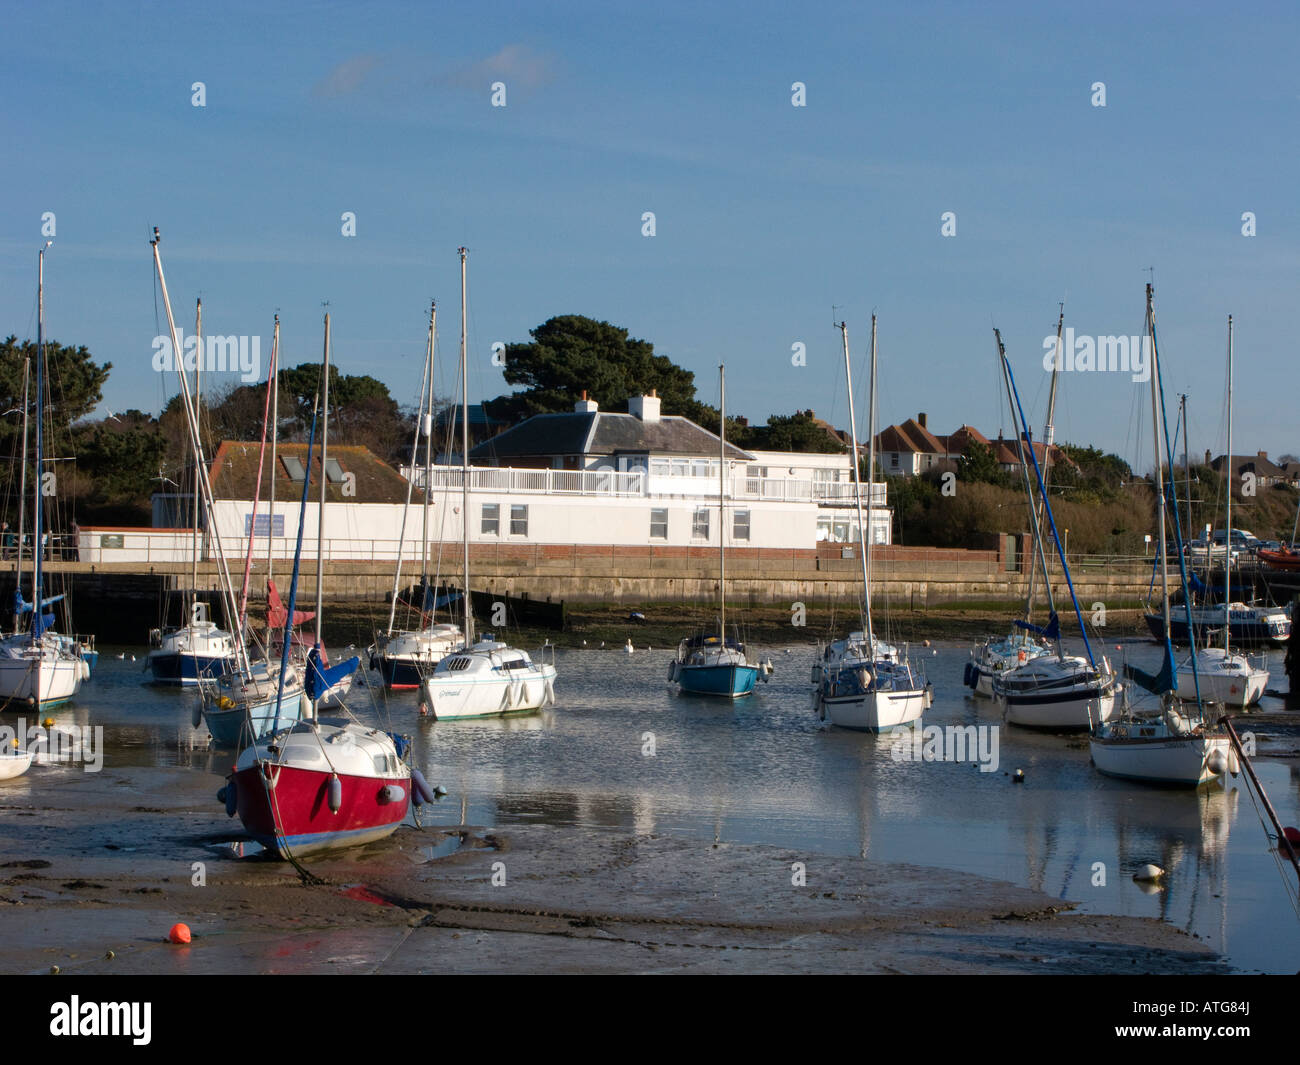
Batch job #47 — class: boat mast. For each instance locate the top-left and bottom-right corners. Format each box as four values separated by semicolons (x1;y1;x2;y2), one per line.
459;248;472;646
997;328;1056;637
422;301;437;614
31;245;47;644
191;298;202;633
1223;315;1233;648
236;315;279;635
1025;308;1065;606
314;313;330;669
1148;288;1172;651
13;356;29;633
840;319;870;640
149;230;249;675
267;315;279;586
718;364;727;637
1179;394;1192;553
384;315;432;636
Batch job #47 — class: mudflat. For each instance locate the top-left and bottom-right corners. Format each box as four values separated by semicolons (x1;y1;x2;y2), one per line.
0;763;1226;975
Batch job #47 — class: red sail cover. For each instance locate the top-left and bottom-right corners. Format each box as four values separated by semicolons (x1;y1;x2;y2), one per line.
266;578;316;629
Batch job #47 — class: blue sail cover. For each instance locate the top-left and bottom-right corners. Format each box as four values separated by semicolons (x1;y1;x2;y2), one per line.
305;644;360;701
12;590;63;636
12;590;64;614
1013;612;1060;641
419;587;461;613
1124;638;1177;695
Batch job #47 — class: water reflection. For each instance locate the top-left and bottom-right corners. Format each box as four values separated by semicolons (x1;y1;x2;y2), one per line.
22;638;1299;972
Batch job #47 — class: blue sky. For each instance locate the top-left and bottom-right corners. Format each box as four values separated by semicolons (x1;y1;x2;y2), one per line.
3;1;1297;469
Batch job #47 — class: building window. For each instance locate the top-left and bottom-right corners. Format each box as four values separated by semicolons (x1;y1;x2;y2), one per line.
510;504;528;536
282;456;306;482
481;503;499;536
324;457;345;483
733;510;750;541
692;508;710;540
650;508;668;539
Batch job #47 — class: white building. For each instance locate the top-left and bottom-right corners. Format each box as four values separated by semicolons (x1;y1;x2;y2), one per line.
93;395;889;565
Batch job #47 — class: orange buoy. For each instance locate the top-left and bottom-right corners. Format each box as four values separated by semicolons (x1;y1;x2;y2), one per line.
168;923;191;944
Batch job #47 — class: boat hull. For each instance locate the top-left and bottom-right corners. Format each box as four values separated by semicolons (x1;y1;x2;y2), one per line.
1090;733;1230;787
1146;611;1290;647
203;681;308;747
372;655;426;690
818;688;926;731
1002;688;1116;730
230;763;409;857
0;651;82;710
1174;658;1267;708
0;749;34;780
677;662;758;698
148;651;231;685
422;665;557;720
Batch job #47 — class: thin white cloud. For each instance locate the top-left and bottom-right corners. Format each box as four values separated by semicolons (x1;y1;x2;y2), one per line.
438;43;556;93
313;52;383;97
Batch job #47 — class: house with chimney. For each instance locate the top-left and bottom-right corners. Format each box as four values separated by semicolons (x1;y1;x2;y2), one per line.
874;413;1074;479
405;392;892;548
1210;451;1298;490
85;395;891;565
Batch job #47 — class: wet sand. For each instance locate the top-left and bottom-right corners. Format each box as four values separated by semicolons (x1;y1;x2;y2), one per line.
0;763;1227;974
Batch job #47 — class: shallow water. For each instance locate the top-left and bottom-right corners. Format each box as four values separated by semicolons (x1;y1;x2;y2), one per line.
19;635;1300;973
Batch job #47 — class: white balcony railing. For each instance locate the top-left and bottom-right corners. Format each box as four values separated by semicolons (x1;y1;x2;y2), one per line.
402;464;885;506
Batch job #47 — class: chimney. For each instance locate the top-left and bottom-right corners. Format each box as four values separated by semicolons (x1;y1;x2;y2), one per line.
1205;449;1211;466
574;389;598;414
628;393;661;423
1258;450;1268;461
918;412;927;429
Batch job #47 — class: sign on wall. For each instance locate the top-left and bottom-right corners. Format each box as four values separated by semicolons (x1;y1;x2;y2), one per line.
244;514;286;537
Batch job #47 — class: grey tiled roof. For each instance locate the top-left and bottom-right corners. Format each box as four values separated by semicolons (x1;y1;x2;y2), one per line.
470;411;752;461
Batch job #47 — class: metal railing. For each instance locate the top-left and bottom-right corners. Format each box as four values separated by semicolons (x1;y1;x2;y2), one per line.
402;464;884;505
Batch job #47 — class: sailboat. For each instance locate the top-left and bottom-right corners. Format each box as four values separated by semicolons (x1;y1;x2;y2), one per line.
0;245;85;711
668;365;768;698
966;309;1067;697
147;231;305;747
1170;323;1268;708
224;317;414;858
1090;285;1232;786
991;328;1117;730
420;248;557;720
812;316;928;730
370;300;463;689
146;298;238;685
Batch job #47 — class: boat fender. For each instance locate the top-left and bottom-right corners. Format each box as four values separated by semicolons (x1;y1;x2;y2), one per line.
378;784;405;806
192;701;203;729
1206;749;1228;776
327;774;343;814
1227;747;1240;776
222;780;237;817
410;768;437;806
80;660;90;681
